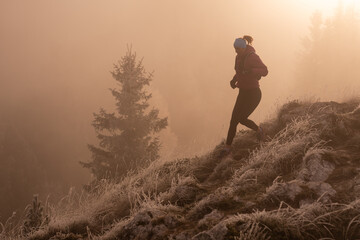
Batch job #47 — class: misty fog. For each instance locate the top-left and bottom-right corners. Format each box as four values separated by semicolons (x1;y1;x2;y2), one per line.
0;0;359;221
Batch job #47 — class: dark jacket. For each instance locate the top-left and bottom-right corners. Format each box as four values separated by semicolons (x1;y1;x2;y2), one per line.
232;45;268;89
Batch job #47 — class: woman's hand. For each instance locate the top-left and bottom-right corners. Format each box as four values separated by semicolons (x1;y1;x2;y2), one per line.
230;79;237;89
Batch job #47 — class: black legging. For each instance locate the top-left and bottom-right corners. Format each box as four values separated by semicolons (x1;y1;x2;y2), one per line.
226;87;262;145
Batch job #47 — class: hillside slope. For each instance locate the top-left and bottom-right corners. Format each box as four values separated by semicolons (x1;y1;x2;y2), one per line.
25;99;360;240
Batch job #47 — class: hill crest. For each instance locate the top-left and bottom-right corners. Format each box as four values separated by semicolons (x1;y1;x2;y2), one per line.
22;99;360;239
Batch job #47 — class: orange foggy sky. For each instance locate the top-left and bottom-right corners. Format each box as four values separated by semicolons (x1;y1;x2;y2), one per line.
0;1;356;184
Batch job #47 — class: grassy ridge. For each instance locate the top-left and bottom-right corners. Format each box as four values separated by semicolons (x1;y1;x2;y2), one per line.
2;99;360;240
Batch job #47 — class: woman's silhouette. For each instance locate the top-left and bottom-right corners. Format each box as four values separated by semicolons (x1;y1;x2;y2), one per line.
222;35;268;156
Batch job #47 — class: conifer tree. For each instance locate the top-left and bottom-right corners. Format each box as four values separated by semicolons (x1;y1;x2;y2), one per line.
81;49;168;180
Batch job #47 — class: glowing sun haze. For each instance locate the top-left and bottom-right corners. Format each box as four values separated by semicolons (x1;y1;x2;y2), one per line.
218;0;357;15
292;0;358;17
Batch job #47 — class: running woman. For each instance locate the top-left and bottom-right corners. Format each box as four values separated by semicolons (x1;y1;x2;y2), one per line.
222;35;268;156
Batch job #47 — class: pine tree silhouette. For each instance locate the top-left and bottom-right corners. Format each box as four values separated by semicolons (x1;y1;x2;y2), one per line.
81;49;168;180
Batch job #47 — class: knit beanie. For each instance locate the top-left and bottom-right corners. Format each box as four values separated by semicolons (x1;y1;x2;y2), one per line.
233;38;247;49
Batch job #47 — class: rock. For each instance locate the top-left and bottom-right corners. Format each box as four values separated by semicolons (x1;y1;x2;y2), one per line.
298;150;335;182
307;182;336;203
266;180;304;201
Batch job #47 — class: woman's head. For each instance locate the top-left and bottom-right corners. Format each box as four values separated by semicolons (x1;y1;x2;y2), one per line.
234;35;253;55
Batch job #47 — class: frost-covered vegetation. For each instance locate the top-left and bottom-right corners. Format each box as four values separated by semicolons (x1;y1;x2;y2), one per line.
2;99;360;240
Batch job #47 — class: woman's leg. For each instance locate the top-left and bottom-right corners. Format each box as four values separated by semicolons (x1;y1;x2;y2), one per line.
226;90;245;145
238;88;262;130
225;88;262;146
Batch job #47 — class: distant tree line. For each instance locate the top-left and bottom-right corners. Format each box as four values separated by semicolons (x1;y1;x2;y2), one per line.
296;3;360;98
